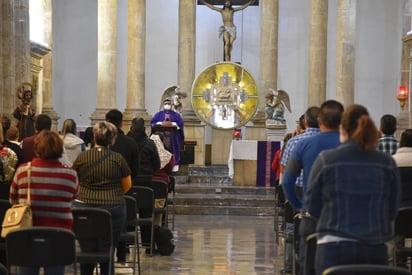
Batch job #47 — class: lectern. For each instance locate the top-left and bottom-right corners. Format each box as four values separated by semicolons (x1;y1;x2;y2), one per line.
152;123;178;153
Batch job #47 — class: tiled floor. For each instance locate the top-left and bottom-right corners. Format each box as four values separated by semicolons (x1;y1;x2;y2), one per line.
116;214;284;275
61;214;284;275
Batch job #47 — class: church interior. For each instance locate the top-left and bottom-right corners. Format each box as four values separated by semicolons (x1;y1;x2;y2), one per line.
1;1;412;274
1;0;411;168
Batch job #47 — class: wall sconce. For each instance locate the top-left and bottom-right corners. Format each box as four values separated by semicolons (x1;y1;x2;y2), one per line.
396;85;408;110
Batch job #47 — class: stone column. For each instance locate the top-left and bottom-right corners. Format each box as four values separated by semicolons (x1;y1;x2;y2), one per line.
179;0;205;166
1;0;17;114
40;0;59;130
90;0;118;124
248;0;277;141
123;0;150;124
254;0;278;128
402;34;412;130
178;0;197;121
308;0;328;106
335;0;356;106
14;0;31;88
398;0;412;134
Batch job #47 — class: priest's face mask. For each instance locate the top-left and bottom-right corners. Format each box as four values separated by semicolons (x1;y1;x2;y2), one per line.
163;103;172;111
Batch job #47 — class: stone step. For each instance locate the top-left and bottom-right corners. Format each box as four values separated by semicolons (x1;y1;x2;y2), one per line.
186;165;232;185
175;184;276;196
173;193;275;207
171;205;274;216
170;183;276;216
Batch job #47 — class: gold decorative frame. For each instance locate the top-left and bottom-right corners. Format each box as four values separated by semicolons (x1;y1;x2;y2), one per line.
191;62;258;129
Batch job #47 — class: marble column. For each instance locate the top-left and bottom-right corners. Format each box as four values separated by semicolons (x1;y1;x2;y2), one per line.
308;0;328;106
123;0;150;124
90;0;118;124
178;0;197;122
398;0;412;134
14;0;31;88
179;0;205;166
402;34;412;130
248;0;277;141
1;0;17;114
335;0;356;106
255;0;278;127
40;0;59;130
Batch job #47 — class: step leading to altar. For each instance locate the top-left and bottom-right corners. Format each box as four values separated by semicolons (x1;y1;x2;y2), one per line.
171;165;276;216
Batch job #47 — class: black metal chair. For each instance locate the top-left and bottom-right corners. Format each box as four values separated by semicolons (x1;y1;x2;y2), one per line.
0;200;10;267
72;207;113;275
274;185;286;243
5;226;77;274
322;264;412;275
293;212;301;275
167;175;176;230
147;179;169;227
128;186;156;256
303;233;317;275
119;195;139;275
394;206;412;270
0;263;7;275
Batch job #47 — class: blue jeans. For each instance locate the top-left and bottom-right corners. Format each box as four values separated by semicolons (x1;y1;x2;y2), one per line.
18;266;65;275
72;202;126;275
316;241;388;275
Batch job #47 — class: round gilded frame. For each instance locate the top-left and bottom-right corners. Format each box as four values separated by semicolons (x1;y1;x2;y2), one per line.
191;62;258;130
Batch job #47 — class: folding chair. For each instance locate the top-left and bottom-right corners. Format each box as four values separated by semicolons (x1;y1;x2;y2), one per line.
72;208;113;275
322;264;412;275
119;195;139;275
167;175;176;230
293;212;302;275
0;263;6;275
394;206;412;270
5;226;77;275
145;180;169;227
128;186;156;256
275;185;286;243
303;233;317;275
0;200;10;266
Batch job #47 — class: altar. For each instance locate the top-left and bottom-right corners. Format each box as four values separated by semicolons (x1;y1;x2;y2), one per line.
228;140;280;187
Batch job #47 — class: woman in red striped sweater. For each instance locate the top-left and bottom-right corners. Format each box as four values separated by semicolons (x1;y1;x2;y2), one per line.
9;130;79;275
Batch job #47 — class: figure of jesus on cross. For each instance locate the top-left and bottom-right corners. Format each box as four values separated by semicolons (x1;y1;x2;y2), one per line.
199;0;255;62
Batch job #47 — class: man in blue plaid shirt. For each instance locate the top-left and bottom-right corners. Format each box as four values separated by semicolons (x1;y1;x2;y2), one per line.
279;106;320;275
377;114;399;155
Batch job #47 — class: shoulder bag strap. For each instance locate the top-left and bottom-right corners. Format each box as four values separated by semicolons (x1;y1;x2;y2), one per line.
79;150;112;181
27;162;31;205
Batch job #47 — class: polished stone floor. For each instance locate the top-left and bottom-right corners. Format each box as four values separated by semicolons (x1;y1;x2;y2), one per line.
34;214;284;275
115;214;284;275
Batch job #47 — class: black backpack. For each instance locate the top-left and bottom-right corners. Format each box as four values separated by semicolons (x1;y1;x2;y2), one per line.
154;226;175;256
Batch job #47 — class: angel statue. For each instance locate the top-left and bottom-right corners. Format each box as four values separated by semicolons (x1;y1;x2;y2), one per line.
265;89;291;125
160;85;188;115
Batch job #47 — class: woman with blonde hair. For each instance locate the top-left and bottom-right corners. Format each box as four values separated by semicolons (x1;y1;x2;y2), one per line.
305;104;401;275
60;118;85;164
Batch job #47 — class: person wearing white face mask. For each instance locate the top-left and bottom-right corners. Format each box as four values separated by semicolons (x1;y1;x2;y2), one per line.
150;97;185;171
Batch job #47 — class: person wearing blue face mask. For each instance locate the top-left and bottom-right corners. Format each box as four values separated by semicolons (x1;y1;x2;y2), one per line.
150;97;184;171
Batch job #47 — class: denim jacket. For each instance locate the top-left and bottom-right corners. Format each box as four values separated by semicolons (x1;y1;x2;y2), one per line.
305;139;401;244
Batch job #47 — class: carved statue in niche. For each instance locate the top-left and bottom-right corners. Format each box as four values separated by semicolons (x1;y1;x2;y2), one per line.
265;89;291;125
160;85;188;115
12;82;36;141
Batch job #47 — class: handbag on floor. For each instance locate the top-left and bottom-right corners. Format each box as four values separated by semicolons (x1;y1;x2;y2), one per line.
1;162;33;238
